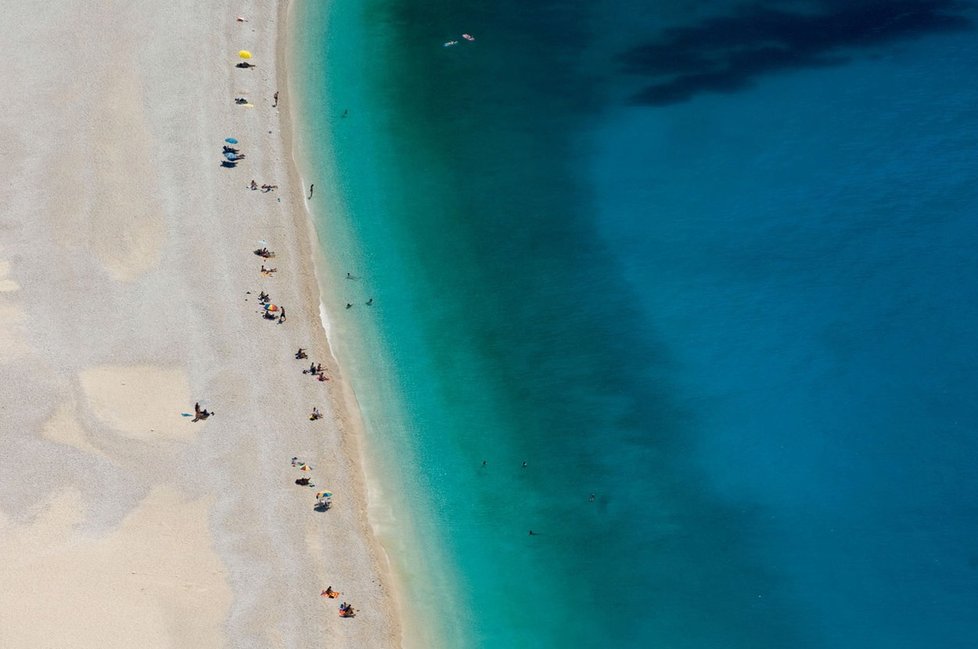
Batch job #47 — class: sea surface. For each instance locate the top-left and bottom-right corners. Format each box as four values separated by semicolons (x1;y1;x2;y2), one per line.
291;1;978;647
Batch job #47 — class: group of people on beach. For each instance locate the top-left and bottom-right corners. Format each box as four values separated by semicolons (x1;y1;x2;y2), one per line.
290;458;355;615
301;355;330;382
254;290;287;324
320;588;356;617
222;143;245;166
291;457;329;507
231;37;358;623
250;179;278;192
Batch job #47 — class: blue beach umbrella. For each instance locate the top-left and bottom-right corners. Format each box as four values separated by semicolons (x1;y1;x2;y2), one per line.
225;137;239;144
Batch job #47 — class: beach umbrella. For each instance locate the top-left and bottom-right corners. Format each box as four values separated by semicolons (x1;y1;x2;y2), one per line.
265;304;279;312
316;491;333;499
225;137;238;144
300;465;312;472
239;50;252;59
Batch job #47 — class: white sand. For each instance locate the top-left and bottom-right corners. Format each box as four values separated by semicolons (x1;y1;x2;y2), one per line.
0;488;231;649
0;1;400;647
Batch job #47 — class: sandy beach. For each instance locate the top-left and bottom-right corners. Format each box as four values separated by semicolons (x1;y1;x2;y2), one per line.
0;1;399;647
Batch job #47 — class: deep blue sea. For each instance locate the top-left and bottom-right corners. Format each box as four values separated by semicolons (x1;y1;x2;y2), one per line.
292;1;978;646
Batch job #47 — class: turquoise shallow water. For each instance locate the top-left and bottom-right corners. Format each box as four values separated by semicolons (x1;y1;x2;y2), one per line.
292;1;978;647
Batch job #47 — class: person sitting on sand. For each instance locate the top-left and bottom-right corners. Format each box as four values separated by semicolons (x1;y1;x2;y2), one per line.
295;477;311;486
317;372;329;382
322;586;339;599
260;265;277;275
250;179;258;190
192;402;213;422
310;407;322;420
258;291;269;303
295;348;307;359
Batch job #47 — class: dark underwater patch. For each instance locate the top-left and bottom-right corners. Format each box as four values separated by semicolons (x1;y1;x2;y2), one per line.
619;0;972;106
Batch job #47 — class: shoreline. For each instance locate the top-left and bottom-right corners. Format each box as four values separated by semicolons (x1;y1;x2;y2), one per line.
280;2;480;646
276;0;407;645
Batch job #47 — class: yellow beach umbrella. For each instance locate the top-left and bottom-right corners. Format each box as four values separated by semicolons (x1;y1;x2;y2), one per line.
239;50;252;59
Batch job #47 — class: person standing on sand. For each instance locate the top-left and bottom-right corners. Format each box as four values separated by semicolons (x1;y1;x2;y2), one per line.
308;184;314;199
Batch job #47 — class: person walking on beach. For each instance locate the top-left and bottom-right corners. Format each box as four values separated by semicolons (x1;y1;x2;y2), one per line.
308;184;315;199
273;91;279;107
